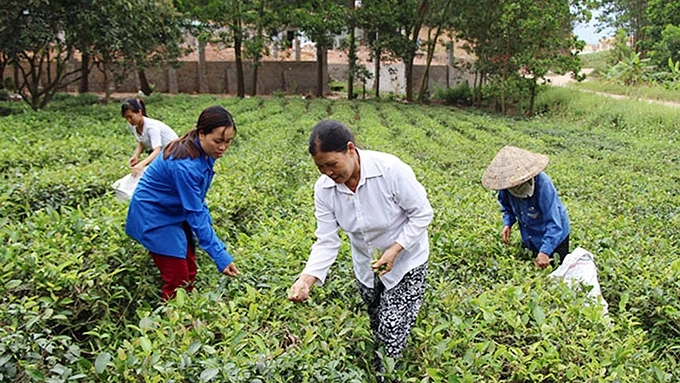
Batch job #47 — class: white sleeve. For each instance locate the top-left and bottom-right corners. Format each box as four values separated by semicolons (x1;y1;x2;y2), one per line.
147;125;162;149
391;161;433;250
301;186;341;286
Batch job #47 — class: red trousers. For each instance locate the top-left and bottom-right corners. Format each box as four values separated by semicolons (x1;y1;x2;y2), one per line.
150;224;197;301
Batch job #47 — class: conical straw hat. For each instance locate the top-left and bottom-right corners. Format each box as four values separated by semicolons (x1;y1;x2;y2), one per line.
481;146;549;190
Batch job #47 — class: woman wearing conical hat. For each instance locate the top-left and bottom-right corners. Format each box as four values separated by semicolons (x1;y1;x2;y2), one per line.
482;146;570;268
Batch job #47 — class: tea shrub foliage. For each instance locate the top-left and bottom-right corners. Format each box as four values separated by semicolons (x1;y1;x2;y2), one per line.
0;90;676;382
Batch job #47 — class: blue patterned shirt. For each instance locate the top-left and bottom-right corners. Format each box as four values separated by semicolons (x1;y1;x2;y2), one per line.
498;172;570;255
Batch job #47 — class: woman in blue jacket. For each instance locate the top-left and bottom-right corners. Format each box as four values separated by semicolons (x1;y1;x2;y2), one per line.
126;105;239;300
482;146;570;268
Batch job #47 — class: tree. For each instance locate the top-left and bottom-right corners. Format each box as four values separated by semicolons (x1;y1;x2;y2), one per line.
0;0;184;108
79;0;184;100
0;0;86;110
357;0;402;98
384;0;431;102
455;0;587;115
293;0;346;97
453;0;505;106
513;0;587;116
175;0;248;97
347;0;358;99
417;0;456;102
242;0;289;96
644;0;680;67
597;0;649;53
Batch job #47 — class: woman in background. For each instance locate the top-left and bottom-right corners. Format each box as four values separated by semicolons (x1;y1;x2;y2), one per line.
481;145;570;268
121;98;178;177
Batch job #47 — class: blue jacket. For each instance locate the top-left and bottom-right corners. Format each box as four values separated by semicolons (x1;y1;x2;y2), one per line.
125;147;233;272
498;172;570;255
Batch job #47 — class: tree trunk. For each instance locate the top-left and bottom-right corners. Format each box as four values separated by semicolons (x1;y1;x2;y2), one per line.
347;0;356;100
295;35;301;61
251;18;264;97
103;60;112;105
405;56;415;102
138;69;153;95
374;44;381;98
446;41;454;88
198;38;209;93
234;22;245;98
527;77;536;117
14;64;20;93
251;56;260;96
475;71;483;108
418;26;443;102
79;51;89;93
316;44;325;98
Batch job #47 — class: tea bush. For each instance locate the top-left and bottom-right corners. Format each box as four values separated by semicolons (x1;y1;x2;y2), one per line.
0;92;676;382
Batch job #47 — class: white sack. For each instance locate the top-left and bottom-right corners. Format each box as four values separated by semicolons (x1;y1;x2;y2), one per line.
549;246;608;315
111;172;143;202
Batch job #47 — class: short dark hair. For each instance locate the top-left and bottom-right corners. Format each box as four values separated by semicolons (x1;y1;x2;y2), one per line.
164;105;236;160
308;120;355;155
121;98;147;117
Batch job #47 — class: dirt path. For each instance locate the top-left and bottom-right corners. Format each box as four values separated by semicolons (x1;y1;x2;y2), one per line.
544;69;680;108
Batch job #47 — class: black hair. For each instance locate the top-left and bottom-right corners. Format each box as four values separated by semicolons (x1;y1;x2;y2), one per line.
308;120;355;155
121;98;147;117
164;105;236;160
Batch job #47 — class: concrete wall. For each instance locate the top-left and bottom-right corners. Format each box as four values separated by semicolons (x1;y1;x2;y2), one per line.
10;58;473;96
58;61;329;95
329;60;475;96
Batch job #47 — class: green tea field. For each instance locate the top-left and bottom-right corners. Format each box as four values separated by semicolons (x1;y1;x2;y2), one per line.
0;89;678;382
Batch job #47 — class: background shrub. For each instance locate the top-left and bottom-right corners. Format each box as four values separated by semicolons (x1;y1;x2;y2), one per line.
433;82;473;106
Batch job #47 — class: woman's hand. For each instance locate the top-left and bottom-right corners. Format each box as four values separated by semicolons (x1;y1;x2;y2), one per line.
129;155;139;167
501;225;511;244
288;274;317;302
535;252;551;269
372;243;403;275
221;262;239;277
131;163;145;178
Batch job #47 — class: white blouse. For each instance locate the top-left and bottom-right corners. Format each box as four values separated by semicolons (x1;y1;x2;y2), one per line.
301;149;433;290
129;116;178;151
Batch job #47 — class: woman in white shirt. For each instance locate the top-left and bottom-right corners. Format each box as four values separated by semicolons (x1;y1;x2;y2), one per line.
288;120;433;373
121;98;178;177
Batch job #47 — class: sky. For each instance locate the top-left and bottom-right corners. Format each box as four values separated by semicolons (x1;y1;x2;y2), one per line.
573;10;614;45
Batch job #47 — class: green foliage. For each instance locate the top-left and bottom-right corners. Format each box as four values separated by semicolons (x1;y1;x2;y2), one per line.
644;0;680;66
0;89;8;102
597;0;648;53
0;0;184;109
432;82;473;106
454;0;588;115
649;24;680;71
607;28;635;66
604;51;655;85
329;81;346;92
651;57;680;89
0;94;678;381
0;0;85;110
48;93;101;108
2;77;14;92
